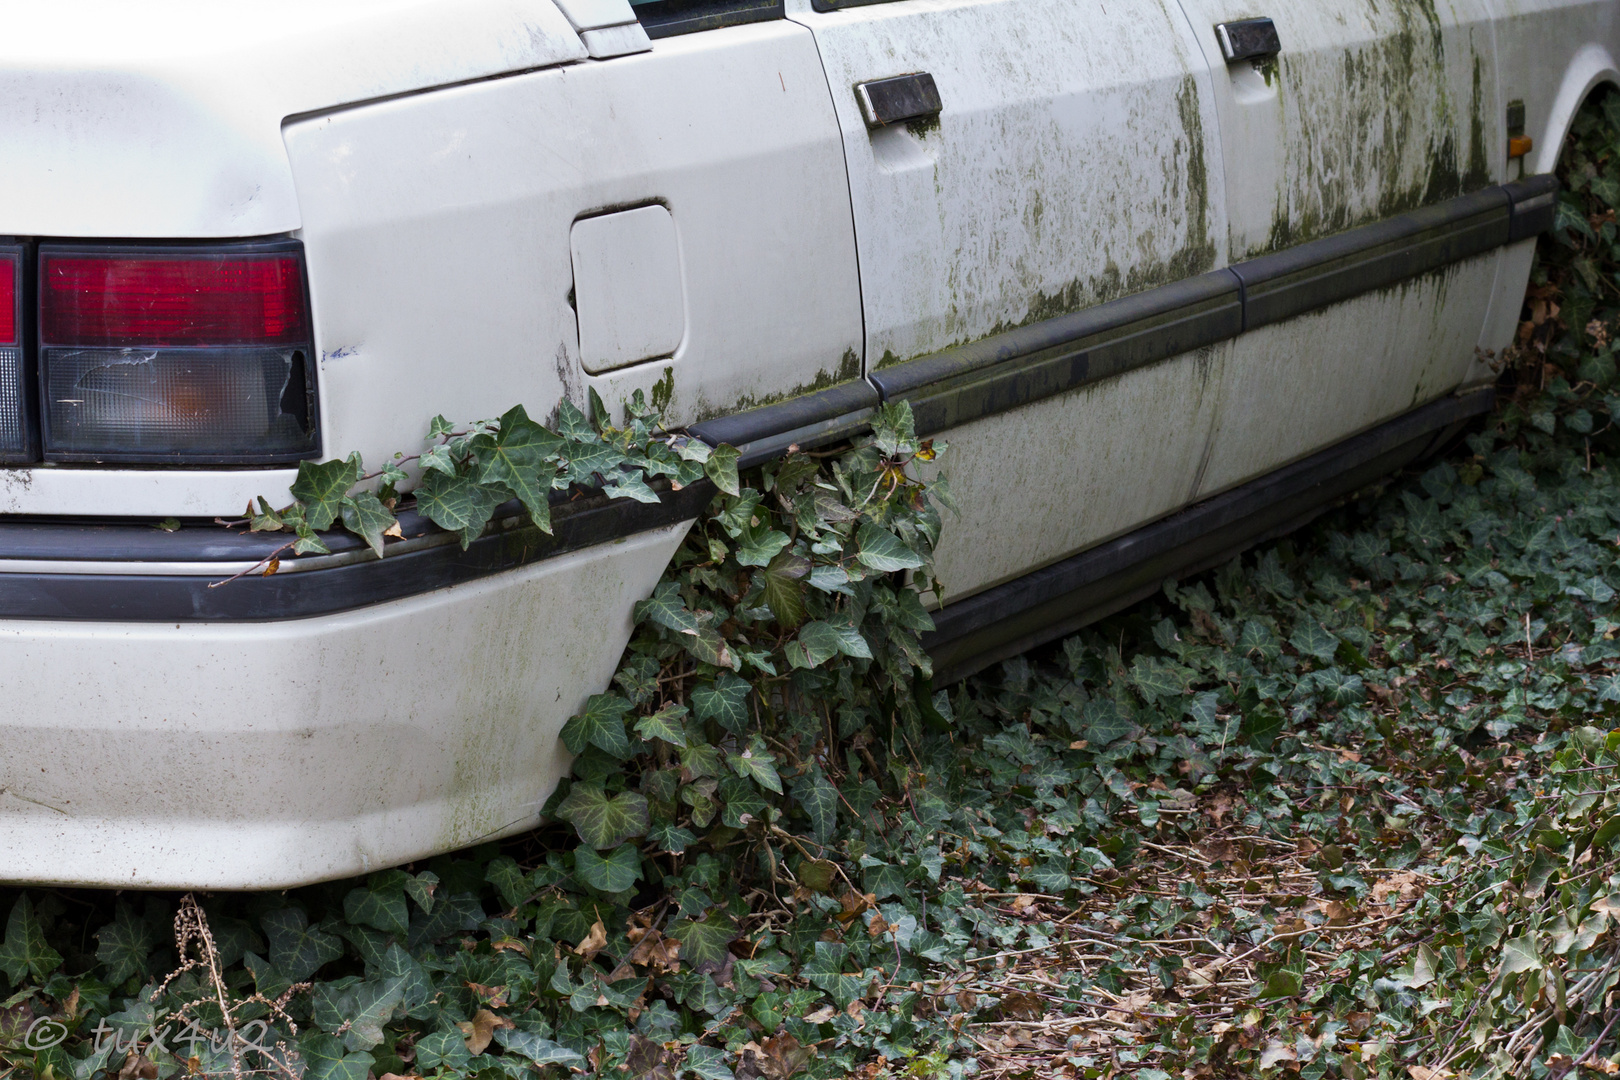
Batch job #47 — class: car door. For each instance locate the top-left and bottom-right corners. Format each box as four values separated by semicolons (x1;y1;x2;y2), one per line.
784;0;1232;603
1174;0;1510;498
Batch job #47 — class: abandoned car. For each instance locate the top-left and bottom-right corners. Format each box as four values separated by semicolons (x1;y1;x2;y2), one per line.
0;0;1604;887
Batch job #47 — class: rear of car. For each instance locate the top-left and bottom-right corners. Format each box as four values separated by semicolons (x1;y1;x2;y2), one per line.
0;0;1614;889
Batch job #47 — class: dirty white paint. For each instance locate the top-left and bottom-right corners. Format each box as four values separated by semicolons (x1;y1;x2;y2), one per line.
1492;0;1620;179
0;0;586;239
922;346;1228;604
281;20;862;496
784;0;1229;369
571;204;687;375
1178;0;1505;257
0;465;297;518
1194;252;1502;498
0;523;689;889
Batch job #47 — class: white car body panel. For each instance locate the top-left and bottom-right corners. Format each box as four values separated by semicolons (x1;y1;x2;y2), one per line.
0;523;688;889
785;0;1229;368
0;0;587;239
786;0;1230;601
283;20;862;483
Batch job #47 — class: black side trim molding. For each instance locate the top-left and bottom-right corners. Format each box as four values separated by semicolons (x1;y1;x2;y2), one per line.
855;177;1551;438
870;270;1240;435
688;380;879;469
1232;188;1508;331
922;390;1493;683
1505;173;1560;243
0;482;713;622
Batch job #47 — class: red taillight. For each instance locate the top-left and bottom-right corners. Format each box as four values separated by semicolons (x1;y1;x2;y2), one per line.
0;247;23;460
41;253;307;347
0;257;16;347
37;243;318;464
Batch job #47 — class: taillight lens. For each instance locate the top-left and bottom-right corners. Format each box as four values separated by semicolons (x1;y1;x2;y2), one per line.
38;243;317;464
0;248;25;461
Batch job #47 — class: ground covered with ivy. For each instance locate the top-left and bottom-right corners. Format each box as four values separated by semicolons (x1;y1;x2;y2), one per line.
9;90;1620;1080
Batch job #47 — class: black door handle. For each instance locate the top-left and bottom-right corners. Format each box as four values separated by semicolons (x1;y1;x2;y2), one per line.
1215;18;1280;62
855;73;942;130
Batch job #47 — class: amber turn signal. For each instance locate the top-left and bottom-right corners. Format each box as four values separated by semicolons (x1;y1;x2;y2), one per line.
1508;135;1534;159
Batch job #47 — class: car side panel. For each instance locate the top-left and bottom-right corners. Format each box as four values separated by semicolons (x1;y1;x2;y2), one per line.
1176;0;1509;498
282;21;862;484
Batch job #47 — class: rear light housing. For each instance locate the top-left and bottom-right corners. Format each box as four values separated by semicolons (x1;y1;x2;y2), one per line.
37;240;318;464
0;245;28;462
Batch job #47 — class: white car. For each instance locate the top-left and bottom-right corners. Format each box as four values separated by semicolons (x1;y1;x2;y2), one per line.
0;0;1600;888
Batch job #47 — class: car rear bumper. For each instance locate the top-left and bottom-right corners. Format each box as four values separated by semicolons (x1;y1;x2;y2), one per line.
0;517;691;889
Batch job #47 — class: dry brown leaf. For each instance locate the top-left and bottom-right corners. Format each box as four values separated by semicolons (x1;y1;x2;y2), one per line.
627;927;681;974
465;981;508;1008
457;1009;513;1055
574;918;608;960
380;1074;423;1080
490;938;529;955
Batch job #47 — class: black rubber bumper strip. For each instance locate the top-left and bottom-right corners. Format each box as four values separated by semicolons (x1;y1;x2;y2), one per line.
688;380;879;469
1506;172;1560;243
870;269;1242;437
0;481;713;622
1231;187;1510;332
923;390;1493;684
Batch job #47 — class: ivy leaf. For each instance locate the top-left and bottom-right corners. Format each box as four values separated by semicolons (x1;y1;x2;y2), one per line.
728;739;783;794
300;1034;374;1080
419;444;456;476
604;471;662;505
791;771;839;844
560;694;633;758
414;471;503;549
574;843;643;893
636;581;699;633
681;626;738;671
692;673;751;734
555;782;651;849
669;912;737;971
403;872;439;914
93;902;158;986
760;549;809;628
378;943;435;1019
786;621;846;669
413;1031;471;1072
1500;936;1541;976
250;496;284;532
291;456;362;532
472;404;561;532
262;908;344;982
862;861;907;900
1290;620;1340;662
635;703;690;747
494;1029;585;1068
735;525;791;567
855;523;925;572
705;444;741;497
0;895;62;984
684;1046;735;1080
648;821;697;855
718;775;769;827
340;491;399;558
484;856;530;911
342;885;409;939
1130;655;1193;703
